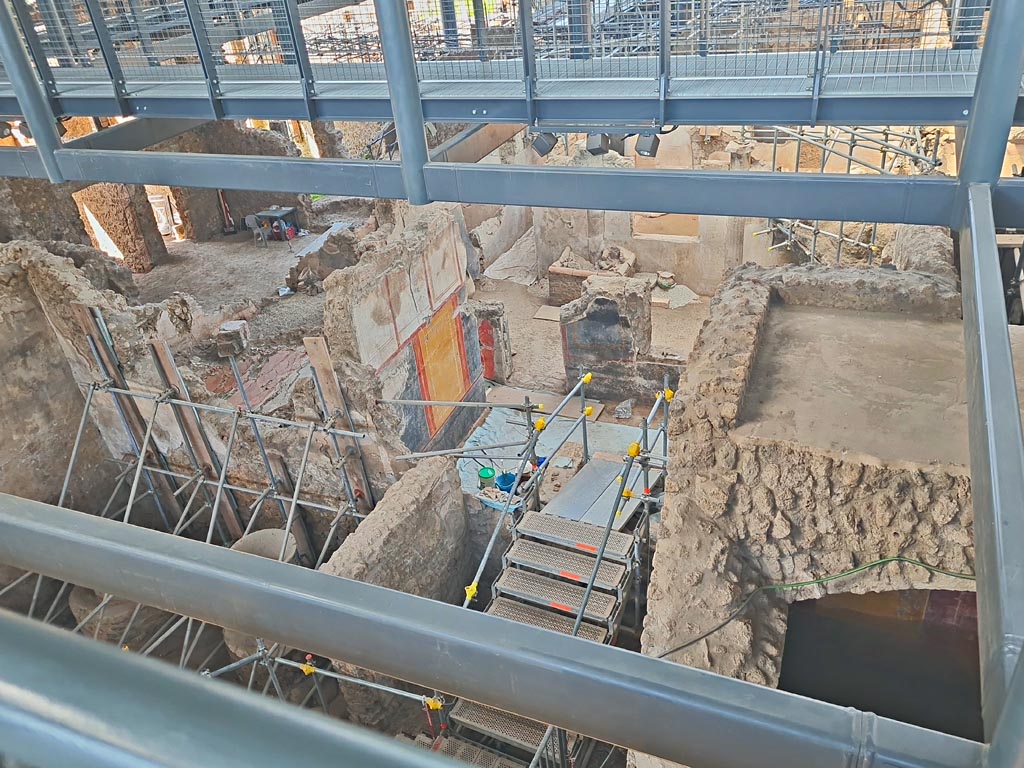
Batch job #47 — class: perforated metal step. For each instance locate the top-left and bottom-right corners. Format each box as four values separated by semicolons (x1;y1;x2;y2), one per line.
487;597;608;643
414;733;527;768
505;539;626;592
495;569;617;623
450;700;547;752
516;512;634;563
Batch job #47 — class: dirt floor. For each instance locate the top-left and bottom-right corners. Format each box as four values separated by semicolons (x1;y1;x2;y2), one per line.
734;304;969;465
134;234;327;343
135;234;302;310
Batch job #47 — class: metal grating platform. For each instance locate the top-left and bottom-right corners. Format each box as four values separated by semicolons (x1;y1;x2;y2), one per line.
505;539;626;592
487;597;607;643
414;733;527;768
449;700;548;752
495;569;617;622
516;512;634;563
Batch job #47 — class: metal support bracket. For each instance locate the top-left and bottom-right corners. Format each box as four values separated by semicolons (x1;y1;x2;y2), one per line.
282;0;318;121
181;0;224;118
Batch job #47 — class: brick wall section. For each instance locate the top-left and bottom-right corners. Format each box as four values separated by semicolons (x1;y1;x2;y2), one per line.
632;264;973;768
318;457;472;733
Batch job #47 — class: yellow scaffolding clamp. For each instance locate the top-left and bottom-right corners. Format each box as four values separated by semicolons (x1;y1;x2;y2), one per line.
464;581;478;602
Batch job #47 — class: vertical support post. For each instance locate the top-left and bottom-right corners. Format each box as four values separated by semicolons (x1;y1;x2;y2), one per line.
440;0;458;50
952;0;987;51
989;654;1024;768
0;0;64;181
281;0;318;119
567;0;589;60
373;0;430;205
579;367;590;465
960;184;1024;736
657;0;670;126
181;0;224;117
518;0;537;126
471;0;488;60
80;0;131;114
958;0;1024;191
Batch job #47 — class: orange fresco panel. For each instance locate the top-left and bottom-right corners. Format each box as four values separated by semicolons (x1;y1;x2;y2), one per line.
415;296;470;435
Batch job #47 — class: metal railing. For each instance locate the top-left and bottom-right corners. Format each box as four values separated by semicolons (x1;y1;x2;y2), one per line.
0;0;994;106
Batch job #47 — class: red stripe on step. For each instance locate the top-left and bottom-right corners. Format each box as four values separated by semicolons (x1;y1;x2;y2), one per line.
550;602;573;612
575;543;597;553
560;570;582;581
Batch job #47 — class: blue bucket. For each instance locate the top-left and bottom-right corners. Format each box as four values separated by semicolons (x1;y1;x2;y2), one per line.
495;472;517;493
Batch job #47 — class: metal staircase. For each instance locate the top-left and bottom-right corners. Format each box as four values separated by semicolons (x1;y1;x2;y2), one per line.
417;509;644;767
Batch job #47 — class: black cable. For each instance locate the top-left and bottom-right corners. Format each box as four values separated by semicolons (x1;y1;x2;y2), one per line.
656;556;975;660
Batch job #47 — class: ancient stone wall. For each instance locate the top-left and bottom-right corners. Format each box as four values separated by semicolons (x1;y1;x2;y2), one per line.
74;183;168;272
319;457;472;733
633;263;973;768
0;177;90;244
153;122;311;241
323;203;485;452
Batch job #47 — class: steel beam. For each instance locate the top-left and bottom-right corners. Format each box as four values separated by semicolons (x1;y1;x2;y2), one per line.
64;118;209;151
372;0;429;204
0;147;46;177
989;653;1024;768
958;0;1024;189
53;149;406;197
960;184;1024;739
0;607;457;768
0;495;986;768
0;0;64;181
424;164;959;225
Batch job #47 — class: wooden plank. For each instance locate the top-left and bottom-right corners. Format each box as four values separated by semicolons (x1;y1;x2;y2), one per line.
150;341;244;541
71;304;184;525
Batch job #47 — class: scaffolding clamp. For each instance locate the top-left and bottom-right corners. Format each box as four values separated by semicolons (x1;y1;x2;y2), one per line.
664;388;674;403
300;653;317;676
534;416;546;432
464;581;478;602
582;372;593;384
584;405;593;417
627;442;641;458
424;696;443;711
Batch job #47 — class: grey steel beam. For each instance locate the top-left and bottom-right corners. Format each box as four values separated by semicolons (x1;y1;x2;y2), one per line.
960;184;1024;738
53;148;406;198
958;0;1024;189
0;0;64;181
64;118;209;151
424;164;960;226
953;0;988;51
0;147;46;178
989;653;1024;768
372;0;429;204
80;0;131;114
0;607;458;768
0;495;987;768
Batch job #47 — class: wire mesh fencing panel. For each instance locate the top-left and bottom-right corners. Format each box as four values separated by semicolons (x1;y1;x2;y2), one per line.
98;0;205;84
301;0;387;83
28;0;108;82
533;0;661;82
198;0;301;84
410;0;523;82
822;0;992;95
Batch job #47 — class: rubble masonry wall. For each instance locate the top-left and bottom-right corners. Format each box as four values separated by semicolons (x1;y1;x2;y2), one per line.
633;258;971;768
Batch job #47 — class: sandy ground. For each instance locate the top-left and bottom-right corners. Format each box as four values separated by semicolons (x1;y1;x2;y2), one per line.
136;234;302;310
735;304;969;465
134;234;328;342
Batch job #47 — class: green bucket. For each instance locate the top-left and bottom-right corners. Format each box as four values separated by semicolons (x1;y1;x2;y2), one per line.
478;466;496;489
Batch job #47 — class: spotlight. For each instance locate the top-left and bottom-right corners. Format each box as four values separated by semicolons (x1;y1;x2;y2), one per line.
636;133;660;158
531;131;558;157
586;133;610;156
607;134;626;155
0;122;10;139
